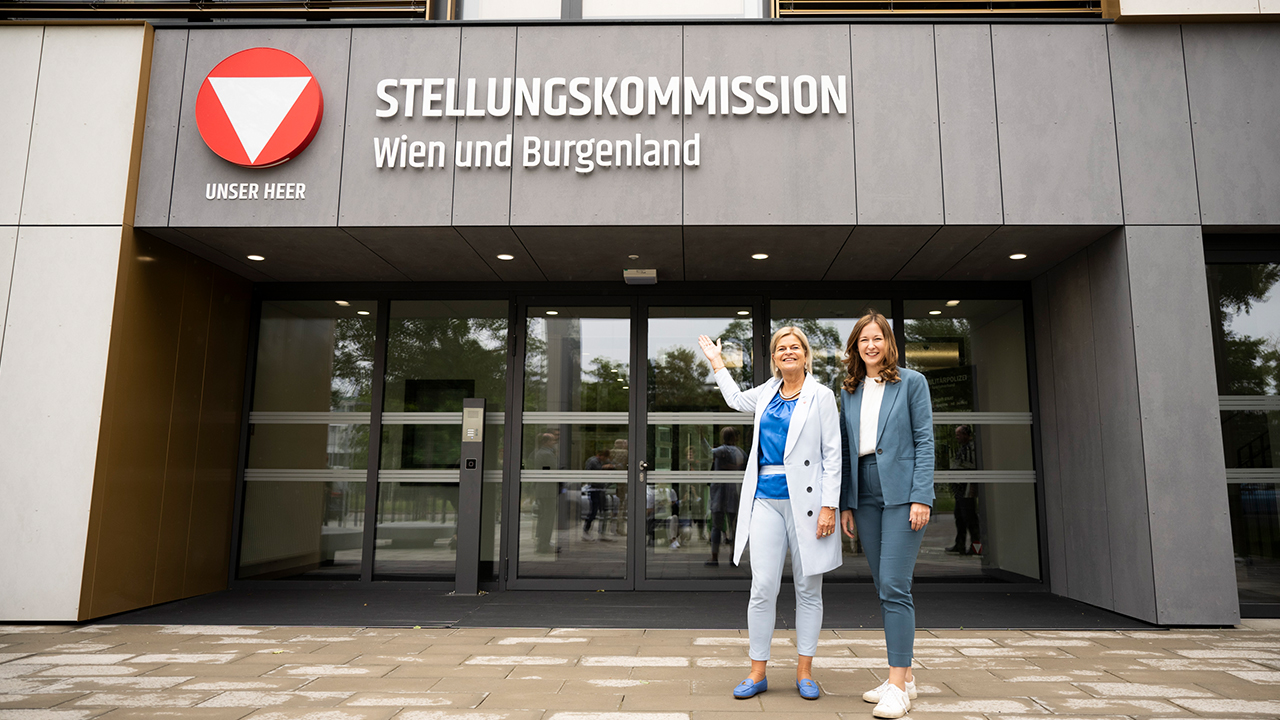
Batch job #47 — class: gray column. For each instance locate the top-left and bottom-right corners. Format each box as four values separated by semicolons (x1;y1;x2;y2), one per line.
1033;225;1238;625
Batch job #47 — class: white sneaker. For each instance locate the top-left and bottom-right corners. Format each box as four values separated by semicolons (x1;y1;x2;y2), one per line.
862;678;917;703
872;683;911;719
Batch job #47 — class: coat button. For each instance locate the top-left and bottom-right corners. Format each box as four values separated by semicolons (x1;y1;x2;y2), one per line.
807;510;813;516
807;487;813;493
804;460;810;466
876;448;883;455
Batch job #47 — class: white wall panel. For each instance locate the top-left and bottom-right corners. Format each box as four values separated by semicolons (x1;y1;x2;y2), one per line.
21;26;146;226
0;228;16;360
0;27;44;226
0;226;122;621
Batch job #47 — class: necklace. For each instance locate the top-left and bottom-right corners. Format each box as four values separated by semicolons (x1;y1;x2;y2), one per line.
779;385;802;400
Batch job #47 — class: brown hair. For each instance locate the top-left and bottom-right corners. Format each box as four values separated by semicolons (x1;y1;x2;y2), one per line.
842;312;901;393
769;326;814;379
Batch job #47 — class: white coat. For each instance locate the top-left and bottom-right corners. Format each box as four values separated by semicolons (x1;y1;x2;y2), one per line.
713;368;843;576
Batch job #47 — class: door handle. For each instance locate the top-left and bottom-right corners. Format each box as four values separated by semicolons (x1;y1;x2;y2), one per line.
638;460;649;484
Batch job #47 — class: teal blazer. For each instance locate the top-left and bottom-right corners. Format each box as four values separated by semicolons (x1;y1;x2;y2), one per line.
839;366;935;511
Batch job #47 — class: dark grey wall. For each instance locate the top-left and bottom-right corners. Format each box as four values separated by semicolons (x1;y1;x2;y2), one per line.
1032;226;1238;626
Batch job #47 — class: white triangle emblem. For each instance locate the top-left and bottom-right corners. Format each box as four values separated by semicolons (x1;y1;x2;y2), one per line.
208;76;312;164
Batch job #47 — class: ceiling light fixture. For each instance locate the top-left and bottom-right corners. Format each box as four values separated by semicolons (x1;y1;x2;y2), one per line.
357;310;370;316
1009;253;1027;260
737;310;750;316
751;253;769;260
946;300;960;307
247;254;265;262
929;310;942;316
496;254;515;261
335;300;350;306
546;310;559;316
628;254;640;260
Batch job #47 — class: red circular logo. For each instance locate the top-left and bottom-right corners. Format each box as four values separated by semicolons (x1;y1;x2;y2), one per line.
195;47;323;168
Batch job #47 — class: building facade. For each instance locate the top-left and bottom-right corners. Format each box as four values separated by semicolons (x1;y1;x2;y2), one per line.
1;1;1277;625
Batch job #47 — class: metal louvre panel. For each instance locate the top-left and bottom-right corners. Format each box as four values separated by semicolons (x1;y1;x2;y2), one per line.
1226;469;1280;484
249;411;371;424
244;469;368;482
519;470;629;483
649;471;746;484
646;412;754;424
775;0;1101;17
380;411;506;425
378;469;504;483
521;412;629;424
933;412;1033;425
1219;395;1280;412
935;470;1036;483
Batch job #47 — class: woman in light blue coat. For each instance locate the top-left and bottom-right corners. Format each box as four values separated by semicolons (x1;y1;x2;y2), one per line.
838;312;934;719
698;327;842;701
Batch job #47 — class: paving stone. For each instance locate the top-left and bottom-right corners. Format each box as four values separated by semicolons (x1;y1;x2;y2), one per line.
1075;682;1217;698
0;710;110;720
173;679;309;692
140;664;275;678
266;666;398;679
239;710;397;720
430;677;563;694
623;694;753;712
942;679;1086;698
302;678;443;693
563;679;683;695
12;656;136;666
1172;697;1280;715
394;712;544;720
385;667;509;680
196;691;353;708
1227;670;1280;683
70;693;217;708
32;667;153;678
232;653;360;666
341;693;486;708
0;693;91;708
97;708;256;720
898;697;1048;713
1032;696;1188;714
38;677;194;693
474;692;621;711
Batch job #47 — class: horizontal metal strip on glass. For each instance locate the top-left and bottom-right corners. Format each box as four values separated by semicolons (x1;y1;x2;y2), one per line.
933;412;1033;425
1219;395;1280;411
522;412;629;424
647;412;754;424
377;469;503;484
1226;469;1280;484
519;470;629;483
649;471;745;484
244;468;368;482
249;411;371;424
381;412;505;425
935;470;1036;483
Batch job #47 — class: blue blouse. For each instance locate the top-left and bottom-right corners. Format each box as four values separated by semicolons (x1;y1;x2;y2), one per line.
755;391;796;499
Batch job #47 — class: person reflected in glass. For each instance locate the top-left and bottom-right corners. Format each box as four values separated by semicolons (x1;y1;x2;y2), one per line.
946;425;981;557
583;446;614;542
707;426;745;567
837;312;934;719
531;431;559;554
698;327;842;701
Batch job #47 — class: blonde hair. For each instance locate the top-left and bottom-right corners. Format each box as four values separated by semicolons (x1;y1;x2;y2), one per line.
769;326;814;379
842;312;901;393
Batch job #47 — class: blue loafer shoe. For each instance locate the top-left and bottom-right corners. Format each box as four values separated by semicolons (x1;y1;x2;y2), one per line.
733;676;768;698
796;678;820;700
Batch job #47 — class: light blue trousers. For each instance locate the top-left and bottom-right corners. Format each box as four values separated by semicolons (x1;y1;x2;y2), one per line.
748;498;823;661
853;455;924;668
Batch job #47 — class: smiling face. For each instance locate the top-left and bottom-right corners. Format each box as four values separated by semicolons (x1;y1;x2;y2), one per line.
773;334;807;375
857;323;887;370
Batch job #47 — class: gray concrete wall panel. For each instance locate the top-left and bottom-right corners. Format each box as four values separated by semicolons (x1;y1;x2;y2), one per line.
684;226;851;281
456;226;547;281
893;225;995;280
135;29;189;229
0;27;43;226
513;226;683;281
1031;275;1069;594
22;26;148;226
682;24;856;226
824;226;935;281
991;25;1122;226
509;26;683;226
452;27;518;226
1086;229;1157;623
169;28;352;227
180;227;406;282
933;25;1003;226
1045;250;1113;609
851;25;943;225
1183;24;1280;226
1106;25;1200;226
1124;225;1239;624
339;27;461;227
344;227;500;281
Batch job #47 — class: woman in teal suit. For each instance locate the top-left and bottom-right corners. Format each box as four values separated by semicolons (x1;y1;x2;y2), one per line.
838;312;933;720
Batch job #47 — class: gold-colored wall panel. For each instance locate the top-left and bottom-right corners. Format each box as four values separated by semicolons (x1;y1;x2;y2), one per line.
79;228;251;620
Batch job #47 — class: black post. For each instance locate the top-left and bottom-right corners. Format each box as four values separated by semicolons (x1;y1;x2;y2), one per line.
455;397;487;594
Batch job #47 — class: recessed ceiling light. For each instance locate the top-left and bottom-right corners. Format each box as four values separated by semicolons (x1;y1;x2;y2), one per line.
335;300;350;306
546;310;559;315
496;254;515;261
136;256;156;262
751;253;769;260
247;254;265;262
929;310;942;316
946;300;960;307
737;310;750;316
357;310;370;316
1009;253;1027;260
628;254;640;260
622;386;629;390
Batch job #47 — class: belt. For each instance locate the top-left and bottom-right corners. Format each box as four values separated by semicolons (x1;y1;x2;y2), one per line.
759;465;786;475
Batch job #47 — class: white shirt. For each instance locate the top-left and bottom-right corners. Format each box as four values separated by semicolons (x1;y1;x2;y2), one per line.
859;376;886;457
